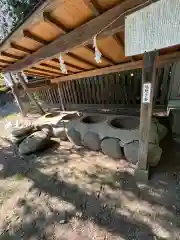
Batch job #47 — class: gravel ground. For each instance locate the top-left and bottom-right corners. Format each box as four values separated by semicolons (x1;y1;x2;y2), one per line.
0;103;179;240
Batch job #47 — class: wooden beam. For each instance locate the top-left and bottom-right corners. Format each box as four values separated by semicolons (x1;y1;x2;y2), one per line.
17;72;46;115
31;66;61;76
52;58;85;72
25;69;60;78
50;50;180;83
4;0;152;73
43;12;67;33
11;43;33;54
82;0;101;16
0;59;15;64
0;0;64;51
1;52;22;60
51;60;143;83
85;46;114;65
113;34;135;62
23;30;49;45
137;51;158;180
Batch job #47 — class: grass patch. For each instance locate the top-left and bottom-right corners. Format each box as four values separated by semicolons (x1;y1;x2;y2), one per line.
14;173;25;181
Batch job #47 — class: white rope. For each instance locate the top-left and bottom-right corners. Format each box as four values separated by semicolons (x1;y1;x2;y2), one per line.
93;35;102;63
59;55;68;74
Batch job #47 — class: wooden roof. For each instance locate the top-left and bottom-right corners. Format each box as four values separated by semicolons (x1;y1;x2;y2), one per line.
0;0;180;83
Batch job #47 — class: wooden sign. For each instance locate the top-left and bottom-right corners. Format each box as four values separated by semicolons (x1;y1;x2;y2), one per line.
125;0;180;56
142;82;151;103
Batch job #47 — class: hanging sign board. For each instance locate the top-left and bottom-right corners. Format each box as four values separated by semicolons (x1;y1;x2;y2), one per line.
125;0;180;56
142;82;151;104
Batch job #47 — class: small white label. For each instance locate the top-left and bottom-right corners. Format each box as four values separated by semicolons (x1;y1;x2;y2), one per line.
143;83;151;103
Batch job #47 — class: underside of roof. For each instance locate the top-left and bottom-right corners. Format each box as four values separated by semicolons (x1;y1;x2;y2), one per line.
0;0;180;83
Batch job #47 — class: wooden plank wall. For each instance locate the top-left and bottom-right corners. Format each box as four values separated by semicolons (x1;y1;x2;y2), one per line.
30;65;172;111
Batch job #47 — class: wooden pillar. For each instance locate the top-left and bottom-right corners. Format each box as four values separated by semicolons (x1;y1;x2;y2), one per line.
57;83;65;111
17;73;46;116
136;51;158;181
9;73;25;116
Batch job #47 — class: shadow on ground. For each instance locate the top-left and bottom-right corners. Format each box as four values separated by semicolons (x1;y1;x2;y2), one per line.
0;134;178;239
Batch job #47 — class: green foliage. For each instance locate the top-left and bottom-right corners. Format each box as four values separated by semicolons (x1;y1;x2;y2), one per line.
0;0;40;43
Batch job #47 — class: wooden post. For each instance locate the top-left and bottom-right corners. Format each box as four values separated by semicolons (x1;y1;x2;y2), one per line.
9;73;25;116
17;73;45;115
57;83;65;111
136;51;158;181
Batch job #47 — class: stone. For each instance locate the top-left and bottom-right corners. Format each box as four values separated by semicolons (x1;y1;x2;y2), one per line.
11;125;34;137
82;132;100;151
52;127;68;141
36;124;53;137
124;141;139;164
101;138;123;158
19;130;51;155
148;144;162;167
124;141;162;166
156;123;168;141
67;128;81;146
10;135;27;145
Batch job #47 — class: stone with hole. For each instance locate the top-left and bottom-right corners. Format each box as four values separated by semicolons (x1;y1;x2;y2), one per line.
11;125;34;137
82;132;100;151
19;130;51;155
52;127;67;141
101;138;123;159
124;141;139;164
67;128;81;146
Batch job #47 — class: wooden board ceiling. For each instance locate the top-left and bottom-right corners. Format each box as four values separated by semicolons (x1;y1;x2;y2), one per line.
0;0;180;82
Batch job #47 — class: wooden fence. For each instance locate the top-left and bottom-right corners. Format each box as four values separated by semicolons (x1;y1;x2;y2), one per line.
28;65;172;112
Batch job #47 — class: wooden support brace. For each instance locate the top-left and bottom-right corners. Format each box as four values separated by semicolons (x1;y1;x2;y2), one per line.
17;73;46;116
137;51;158;181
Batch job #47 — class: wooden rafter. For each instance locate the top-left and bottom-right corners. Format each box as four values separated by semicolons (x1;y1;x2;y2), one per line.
51;50;180;83
5;0;151;73
23;31;94;70
1;52;21;60
113;34;135;62
82;0;101;16
11;43;33;54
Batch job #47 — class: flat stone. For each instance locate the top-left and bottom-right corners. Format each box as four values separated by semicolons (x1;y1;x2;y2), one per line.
82;132;100;151
52;127;67;141
19;131;51;155
67;128;81;146
11;125;34;137
101;138;123;159
124;141;139;164
148;144;162;167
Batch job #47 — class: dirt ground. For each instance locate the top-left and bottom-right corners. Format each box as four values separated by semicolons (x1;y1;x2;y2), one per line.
0;103;179;239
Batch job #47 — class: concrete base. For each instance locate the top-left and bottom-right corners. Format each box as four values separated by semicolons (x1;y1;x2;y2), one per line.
134;168;149;183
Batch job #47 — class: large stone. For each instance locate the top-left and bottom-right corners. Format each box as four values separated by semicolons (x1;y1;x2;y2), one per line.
11;125;34;137
36;124;53;137
101;138;123;159
148;144;162;167
67;128;81;146
19;131;51;155
156;123;168;141
124;141;162;166
82;132;100;151
52;127;68;141
124;141;139;164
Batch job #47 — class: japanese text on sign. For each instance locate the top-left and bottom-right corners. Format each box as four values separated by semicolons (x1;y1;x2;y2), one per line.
143;83;151;104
